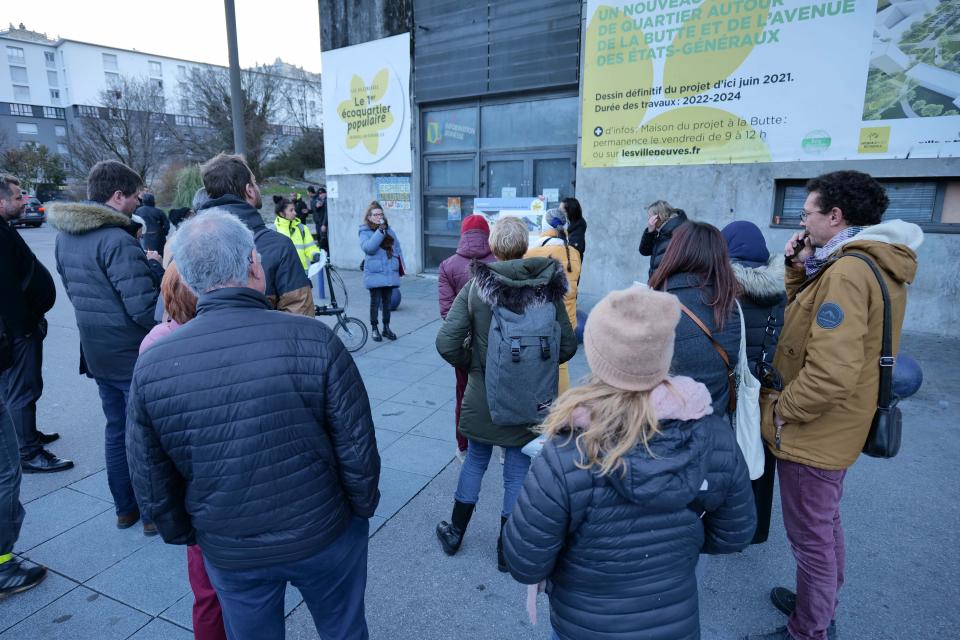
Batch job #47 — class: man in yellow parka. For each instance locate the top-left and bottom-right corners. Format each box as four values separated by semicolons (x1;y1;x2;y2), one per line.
746;171;922;640
525;208;582;393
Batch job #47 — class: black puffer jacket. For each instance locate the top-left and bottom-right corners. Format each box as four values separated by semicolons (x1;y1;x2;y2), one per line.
0;221;56;337
48;201;161;381
639;211;688;280
665;273;740;418
567;217;587;257
732;256;786;370
135;194;170;254
126;287;380;570
504;407;755;640
198;195;313;315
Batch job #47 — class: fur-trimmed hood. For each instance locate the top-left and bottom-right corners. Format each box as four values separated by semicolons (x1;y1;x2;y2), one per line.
732;255;785;306
472;257;567;314
47;201;130;235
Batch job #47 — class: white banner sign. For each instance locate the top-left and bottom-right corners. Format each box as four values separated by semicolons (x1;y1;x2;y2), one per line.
582;0;960;167
321;33;412;174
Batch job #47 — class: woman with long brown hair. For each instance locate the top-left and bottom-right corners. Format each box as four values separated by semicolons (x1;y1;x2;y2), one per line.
649;221;741;419
358;200;403;341
503;286;755;640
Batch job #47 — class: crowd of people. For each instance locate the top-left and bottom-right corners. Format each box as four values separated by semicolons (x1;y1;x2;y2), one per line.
0;162;923;640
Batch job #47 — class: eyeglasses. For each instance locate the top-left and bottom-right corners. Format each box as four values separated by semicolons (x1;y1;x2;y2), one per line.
799;208;824;222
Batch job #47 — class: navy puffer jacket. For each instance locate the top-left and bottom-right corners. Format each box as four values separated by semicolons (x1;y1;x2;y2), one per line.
732;257;786;370
504;411;755;640
665;273;740;418
48;201;161;381
126;288;380;570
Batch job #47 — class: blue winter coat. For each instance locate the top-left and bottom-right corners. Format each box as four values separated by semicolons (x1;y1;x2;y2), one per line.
359;224;402;289
504;414;756;640
126;287;380;570
48;201;162;381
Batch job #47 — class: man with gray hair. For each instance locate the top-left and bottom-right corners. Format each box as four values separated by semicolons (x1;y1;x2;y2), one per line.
126;210;380;639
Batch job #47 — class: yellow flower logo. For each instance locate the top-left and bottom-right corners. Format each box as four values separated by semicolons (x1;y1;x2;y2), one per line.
337;69;395;155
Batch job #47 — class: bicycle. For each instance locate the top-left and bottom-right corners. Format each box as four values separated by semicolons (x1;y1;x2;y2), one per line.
311;254;368;352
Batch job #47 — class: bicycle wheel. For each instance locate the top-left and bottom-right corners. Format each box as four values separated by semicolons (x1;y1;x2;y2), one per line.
334;316;368;352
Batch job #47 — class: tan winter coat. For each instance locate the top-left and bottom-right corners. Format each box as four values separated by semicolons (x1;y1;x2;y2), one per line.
760;221;922;470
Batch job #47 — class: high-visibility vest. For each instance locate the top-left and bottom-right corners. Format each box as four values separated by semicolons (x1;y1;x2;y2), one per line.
274;216;320;272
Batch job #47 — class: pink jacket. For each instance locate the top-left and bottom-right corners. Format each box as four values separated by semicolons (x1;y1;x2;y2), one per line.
438;230;495;318
139;320;183;355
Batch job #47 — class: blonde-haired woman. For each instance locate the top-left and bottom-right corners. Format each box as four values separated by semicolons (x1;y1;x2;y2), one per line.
359;201;402;341
503;286;755;640
639;199;687;279
435;215;577;573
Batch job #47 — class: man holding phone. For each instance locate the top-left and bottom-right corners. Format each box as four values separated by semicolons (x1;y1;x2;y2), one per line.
745;171;922;640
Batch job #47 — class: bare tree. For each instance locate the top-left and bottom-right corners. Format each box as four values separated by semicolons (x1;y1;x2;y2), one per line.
173;66;284;178
68;76;174;182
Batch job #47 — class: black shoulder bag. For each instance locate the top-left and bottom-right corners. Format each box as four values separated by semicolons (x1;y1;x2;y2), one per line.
845;253;902;459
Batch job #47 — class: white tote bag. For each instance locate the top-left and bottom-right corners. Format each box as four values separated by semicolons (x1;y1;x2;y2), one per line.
734;301;765;480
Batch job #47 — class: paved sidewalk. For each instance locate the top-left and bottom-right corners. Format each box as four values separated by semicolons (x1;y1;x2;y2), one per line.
2;225;958;640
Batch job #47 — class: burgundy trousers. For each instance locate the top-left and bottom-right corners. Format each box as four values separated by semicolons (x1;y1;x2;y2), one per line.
454;368;468;452
778;458;847;640
187;544;227;640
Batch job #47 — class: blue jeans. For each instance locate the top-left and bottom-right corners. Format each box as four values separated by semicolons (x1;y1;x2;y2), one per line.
0;402;25;555
204;516;370;640
455;442;531;517
95;378;139;516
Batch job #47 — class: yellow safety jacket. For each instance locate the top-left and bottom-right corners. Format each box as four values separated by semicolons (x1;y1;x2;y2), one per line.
274;216;320;272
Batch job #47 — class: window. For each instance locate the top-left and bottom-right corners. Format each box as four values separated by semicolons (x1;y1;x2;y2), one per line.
105;71;120;85
773;179;960;232
150;77;163;90
49;89;60;104
47;70;58;87
8;103;31;116
149;61;162;77
6;46;24;64
43;106;64;119
10;65;28;83
55;125;66;137
57;143;68;155
13;85;30;102
102;53;118;71
16;123;39;135
480;97;579;149
77;105;100;118
177;64;187;79
44;51;56;67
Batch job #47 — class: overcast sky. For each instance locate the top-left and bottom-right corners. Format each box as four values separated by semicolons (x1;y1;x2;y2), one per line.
8;0;322;72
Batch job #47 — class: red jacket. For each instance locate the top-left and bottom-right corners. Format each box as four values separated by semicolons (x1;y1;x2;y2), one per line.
438;229;495;318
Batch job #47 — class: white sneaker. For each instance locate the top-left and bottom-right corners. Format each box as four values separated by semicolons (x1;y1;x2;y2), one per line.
455;448;467;463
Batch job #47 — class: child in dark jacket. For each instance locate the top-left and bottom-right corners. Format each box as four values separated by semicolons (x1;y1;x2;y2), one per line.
504;285;756;640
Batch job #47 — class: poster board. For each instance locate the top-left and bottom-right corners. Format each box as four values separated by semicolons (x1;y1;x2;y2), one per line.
322;33;412;174
581;0;960;168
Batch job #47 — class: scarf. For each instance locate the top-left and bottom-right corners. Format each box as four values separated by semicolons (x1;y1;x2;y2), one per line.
804;226;865;277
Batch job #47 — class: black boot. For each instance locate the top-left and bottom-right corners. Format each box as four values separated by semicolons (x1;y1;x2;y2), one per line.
497;515;508;572
0;557;47;600
436;500;475;556
371;325;382;342
382;325;397;341
769;588;837;640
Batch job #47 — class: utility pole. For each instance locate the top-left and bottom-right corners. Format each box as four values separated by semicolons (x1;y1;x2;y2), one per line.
224;0;246;157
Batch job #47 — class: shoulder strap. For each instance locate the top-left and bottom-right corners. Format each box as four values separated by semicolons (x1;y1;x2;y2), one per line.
841;253;895;409
679;303;730;367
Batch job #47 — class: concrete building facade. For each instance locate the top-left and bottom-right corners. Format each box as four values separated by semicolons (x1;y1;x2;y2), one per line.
319;1;958;336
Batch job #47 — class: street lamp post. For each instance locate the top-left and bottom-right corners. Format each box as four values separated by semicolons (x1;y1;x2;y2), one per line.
224;0;246;157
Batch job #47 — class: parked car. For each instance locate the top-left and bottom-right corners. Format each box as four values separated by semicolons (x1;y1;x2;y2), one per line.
12;196;46;228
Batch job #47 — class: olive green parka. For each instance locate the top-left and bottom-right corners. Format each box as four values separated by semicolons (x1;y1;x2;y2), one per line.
436;258;577;447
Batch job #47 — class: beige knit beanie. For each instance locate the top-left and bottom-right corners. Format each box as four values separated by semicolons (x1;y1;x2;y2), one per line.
584;286;680;391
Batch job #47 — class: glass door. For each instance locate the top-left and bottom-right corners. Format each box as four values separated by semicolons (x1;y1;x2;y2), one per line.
482;152;575;205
